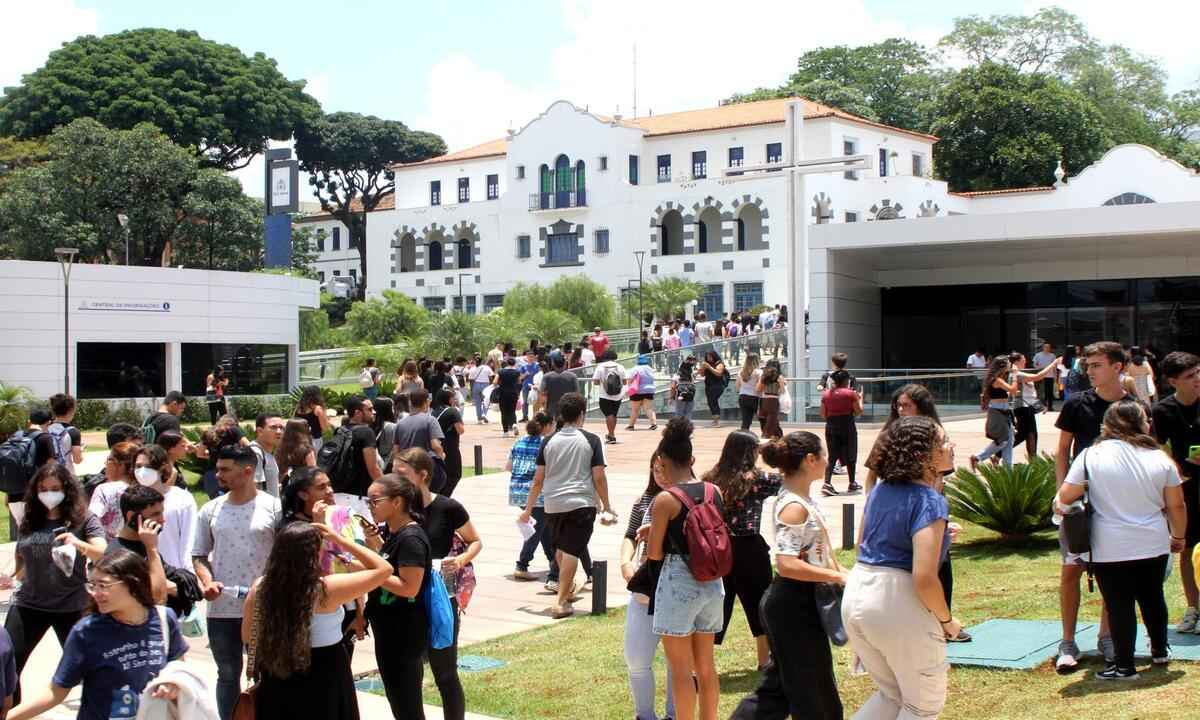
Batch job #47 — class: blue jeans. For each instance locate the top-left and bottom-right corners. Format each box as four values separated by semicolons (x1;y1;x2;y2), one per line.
521;385;532;420
472;381;489;421
364;385;379;399
207;617;245;720
517;506;555;572
625;594;676;720
976;422;1014;466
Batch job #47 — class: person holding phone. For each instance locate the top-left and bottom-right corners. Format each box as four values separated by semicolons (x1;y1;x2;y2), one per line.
2;463;106;704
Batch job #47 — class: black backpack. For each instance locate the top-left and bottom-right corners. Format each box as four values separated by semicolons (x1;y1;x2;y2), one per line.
676;381;696;403
318;425;359;494
0;430;42;494
603;366;624;396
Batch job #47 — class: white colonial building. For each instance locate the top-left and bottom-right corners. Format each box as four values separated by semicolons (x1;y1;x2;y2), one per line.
299;97;1200;370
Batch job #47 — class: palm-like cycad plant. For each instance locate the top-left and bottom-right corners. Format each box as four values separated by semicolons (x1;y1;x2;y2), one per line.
641;276;705;321
0;381;33;438
944;455;1057;539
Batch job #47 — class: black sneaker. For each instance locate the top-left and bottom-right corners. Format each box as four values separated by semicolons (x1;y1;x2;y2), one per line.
821;484;839;497
845;483;863;495
1095;665;1139;681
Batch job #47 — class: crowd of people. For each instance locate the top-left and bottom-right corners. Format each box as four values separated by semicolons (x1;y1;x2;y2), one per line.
0;329;1196;719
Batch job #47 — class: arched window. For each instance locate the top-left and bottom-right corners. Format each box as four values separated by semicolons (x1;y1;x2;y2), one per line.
555;154;571;208
1102;192;1155;206
398;233;416;273
697;207;721;253
457;238;472;269
428;240;443;270
660;210;684;256
575;160;586;206
539;164;552;209
736;219;746;251
736;204;764;250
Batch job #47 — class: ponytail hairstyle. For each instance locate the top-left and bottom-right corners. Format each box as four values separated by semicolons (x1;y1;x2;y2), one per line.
372;472;426;524
760;431;823;474
656;417;693;468
1100;400;1159;450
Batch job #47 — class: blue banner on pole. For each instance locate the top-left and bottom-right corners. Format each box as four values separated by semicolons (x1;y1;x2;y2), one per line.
265;214;292;268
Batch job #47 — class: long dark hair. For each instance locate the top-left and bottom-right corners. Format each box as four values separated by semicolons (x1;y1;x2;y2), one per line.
275;418;313;474
280;467;327;524
1100;400;1159;450
702;431;760;504
255;523;325;678
372;473;425;525
21;463;87;534
883;384;941;432
86;548;155;614
296;385;325;414
981;356;1010;405
642;449;662;496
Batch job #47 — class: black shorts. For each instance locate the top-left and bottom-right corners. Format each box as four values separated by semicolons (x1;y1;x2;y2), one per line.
545;507;597;558
1184;477;1200;546
1013;406;1038;441
598;398;622;418
631;393;654;402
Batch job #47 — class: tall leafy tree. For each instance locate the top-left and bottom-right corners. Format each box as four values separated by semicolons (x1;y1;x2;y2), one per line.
930;63;1109;191
939;7;1090;74
0;136;49;188
341;290;428;345
295;112;445;295
545;276;615;331
174;170;264;271
0;29;320;171
639;276;705;321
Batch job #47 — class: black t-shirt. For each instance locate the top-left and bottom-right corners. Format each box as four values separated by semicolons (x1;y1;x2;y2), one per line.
433;405;463;455
498;367;522;395
638;339;652;355
366;524;430;647
423;495;470;559
345;423;378;497
33;430;56;468
1153;395;1200;480
426;373;454;396
146;412;182;438
1055;388;1126;459
541;371;579;417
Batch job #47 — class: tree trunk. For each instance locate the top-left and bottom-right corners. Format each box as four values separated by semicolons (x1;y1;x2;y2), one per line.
354;211;368;299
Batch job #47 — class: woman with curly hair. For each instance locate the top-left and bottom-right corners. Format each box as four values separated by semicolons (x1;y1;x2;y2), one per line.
842;416;959;719
2;463;106;704
86;440;141;541
702;430;779;670
243;521;391;719
294;385;331;452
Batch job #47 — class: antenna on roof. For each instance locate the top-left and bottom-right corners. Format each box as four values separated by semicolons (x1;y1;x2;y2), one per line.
632;42;638;119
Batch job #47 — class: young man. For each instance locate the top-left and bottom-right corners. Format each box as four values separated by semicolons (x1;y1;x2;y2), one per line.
818;353;857;475
391;389;445;462
591;350;626;444
519;393;618;618
360;358;382;399
111;485;171;605
192;444;281;720
589;327;610;359
695;311;714;345
248;413;284;496
1152;351;1200;633
1053;341;1127;673
677;320;695;349
141;439;199;570
966;348;988;369
519;349;540;422
326;395;382;516
537;355;579;422
488;342;506;368
144;391;188;440
46;394;83;477
1033;342;1058;411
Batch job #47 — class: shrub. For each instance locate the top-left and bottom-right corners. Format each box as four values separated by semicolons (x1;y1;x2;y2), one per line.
945;455;1057;539
110;400;145;427
74;399;114;430
181;397;209;424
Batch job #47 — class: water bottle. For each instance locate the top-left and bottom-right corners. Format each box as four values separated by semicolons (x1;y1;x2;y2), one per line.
220;585;249;599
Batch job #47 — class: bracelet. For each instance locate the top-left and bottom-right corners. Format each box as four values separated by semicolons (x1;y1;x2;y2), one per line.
937;615;952;624
1172;535;1185;541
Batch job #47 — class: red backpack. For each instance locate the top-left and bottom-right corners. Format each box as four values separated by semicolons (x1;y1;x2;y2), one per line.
667;483;733;581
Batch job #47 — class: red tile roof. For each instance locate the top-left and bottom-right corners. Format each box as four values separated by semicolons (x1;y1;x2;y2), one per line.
949;187;1055;198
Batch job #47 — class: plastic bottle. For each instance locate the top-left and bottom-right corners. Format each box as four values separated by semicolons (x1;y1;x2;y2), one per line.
220;585;249;599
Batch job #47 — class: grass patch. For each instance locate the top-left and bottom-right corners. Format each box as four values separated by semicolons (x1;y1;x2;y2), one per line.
409;523;1198;720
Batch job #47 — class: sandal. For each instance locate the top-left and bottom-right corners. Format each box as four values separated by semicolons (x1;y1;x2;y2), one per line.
624;425;636;431
648;424;657;430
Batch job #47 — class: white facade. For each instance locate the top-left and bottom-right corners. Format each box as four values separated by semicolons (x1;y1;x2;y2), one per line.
295;215;360;285
0;261;319;399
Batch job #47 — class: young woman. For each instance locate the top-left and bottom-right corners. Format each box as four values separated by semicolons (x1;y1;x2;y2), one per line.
729;432;844;720
697;350;727;428
8;550;186;720
396;360;426;417
646;418;723;720
431;389;467;497
1057;401;1186;679
843;416;958;719
508;414;555;581
206;366;229;424
620;451;676;720
1127;348;1157;405
702;431;779;670
670;357;698;420
363;473;431;719
736;353;762;432
2;463;106;704
1010;352;1061;460
756;363;784;439
295;386;331;452
820;369;864;496
971;355;1016;469
637;330;652;356
132;445;199;571
494;357;524;436
276;418;317;484
244;522;390;719
626;355;658;431
468;359;495;424
864;384;941;494
86;440;140;540
372;397;398;472
393;447;482;720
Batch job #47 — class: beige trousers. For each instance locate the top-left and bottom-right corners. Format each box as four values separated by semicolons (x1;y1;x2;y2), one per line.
841;563;948;719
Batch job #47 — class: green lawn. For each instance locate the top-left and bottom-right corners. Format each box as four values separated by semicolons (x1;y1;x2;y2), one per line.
410;523;1199;720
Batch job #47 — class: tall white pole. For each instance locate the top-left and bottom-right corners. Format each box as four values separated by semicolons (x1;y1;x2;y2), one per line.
785;103;808;386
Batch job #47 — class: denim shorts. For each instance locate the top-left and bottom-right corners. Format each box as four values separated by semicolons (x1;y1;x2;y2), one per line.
652;554;724;637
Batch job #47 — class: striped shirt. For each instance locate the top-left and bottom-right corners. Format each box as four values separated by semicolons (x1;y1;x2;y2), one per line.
508;435;545;507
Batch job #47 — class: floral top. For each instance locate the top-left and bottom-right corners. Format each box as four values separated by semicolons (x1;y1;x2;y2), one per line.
87;481;129;541
320;505;365;576
774;490;828;568
723;471;783;536
508;435;545;507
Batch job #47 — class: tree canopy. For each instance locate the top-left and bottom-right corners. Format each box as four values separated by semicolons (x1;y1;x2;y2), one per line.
0;28;320;171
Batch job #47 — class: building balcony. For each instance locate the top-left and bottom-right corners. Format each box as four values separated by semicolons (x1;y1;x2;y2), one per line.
529;190;587;211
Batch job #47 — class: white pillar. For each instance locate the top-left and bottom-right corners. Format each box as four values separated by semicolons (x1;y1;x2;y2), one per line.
288;344;300;389
166;342;183;394
785;102;809;384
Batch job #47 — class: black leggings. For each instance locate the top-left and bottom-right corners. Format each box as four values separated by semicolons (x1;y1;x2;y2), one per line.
738;395;759;431
1093;555;1170;669
427;599;466;720
940;551;954;610
498;393;519;433
372;617;426;719
705;383;723;417
208;398;227;424
717;535;772;644
824;416;857;486
4;605;81;703
729;579;842;720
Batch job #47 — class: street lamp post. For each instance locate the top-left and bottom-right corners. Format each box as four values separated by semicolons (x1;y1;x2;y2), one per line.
458;273;472;313
54;247;79;393
633;250;646;332
116;212;130;265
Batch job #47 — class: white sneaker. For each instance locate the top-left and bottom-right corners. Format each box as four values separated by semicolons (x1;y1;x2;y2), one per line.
1055;640;1080;674
1177;607;1199;633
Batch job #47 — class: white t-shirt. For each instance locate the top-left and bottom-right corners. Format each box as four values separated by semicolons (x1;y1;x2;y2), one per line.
696;321;714;342
1064;440;1181;562
470;365;494;384
1032;351;1056;369
192;492;281;618
592;361;628;402
580;348;596;366
159;485;198;569
966;354;988;369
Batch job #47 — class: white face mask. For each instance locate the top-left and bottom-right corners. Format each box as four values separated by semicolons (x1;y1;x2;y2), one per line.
38;490;66;510
134;467;160;487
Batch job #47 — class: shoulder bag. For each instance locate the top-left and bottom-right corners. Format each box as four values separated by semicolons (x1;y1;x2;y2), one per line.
801;496;849;646
1060;449;1093;556
231;597;261;720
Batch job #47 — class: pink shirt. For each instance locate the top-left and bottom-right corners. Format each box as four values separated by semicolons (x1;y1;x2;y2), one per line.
665;334;681;350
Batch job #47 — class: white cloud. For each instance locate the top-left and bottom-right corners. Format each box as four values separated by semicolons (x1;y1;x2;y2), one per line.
0;0;98;90
305;72;332;107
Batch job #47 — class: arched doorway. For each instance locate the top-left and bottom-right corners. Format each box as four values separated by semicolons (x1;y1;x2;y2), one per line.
428;239;443;270
398;233;416;273
697;207;721;253
457;238;472;269
660;209;684;256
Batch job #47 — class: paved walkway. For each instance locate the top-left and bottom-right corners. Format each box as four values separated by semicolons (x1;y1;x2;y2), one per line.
18;410;1063;718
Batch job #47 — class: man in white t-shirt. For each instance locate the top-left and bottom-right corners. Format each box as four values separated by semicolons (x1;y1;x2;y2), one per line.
591;351;627;444
966;349;988;369
695;311;714;344
1033;342;1059;410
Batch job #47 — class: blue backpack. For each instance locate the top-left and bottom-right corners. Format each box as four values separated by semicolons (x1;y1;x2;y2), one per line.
424;568;455;650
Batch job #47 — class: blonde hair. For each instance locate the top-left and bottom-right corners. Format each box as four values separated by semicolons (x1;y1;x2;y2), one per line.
739;353;761;382
1100;400;1159;450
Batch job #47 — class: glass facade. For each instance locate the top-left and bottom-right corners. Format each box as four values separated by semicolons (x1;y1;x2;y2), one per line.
182;343;288;396
78;342;166;398
881;276;1200;368
734;282;763;313
698;284;724;318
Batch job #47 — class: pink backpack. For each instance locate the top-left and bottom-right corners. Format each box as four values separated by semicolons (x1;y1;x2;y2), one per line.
667;483;733;581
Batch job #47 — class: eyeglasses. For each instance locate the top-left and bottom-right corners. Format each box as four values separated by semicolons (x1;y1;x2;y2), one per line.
85;579;125;594
365;496;394;507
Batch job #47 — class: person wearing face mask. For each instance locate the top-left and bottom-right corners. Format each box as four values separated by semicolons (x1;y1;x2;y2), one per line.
2;463;106;704
86;441;141;541
131;445;199;570
842;416;959;719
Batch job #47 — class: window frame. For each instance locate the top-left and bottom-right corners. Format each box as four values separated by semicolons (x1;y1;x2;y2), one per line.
656;154;671;183
843;138;859;180
486;173;499;200
911;152;924;178
766;142;783;165
692;150;707;180
517;234;531;259
457;177;470;203
728;146;744;176
331;227;341;251
594;228;610;254
430;180;441;206
546;232;580;266
629;155;639;185
878;148;888;177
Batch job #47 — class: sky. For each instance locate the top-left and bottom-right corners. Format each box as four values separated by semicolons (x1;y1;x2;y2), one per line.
3;0;1199;197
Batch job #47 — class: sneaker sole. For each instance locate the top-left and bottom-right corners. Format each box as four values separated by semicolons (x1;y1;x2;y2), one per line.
1055;660;1079;675
1096;672;1140;681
